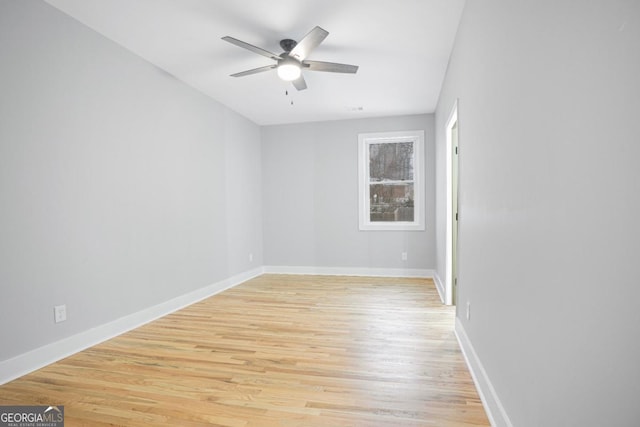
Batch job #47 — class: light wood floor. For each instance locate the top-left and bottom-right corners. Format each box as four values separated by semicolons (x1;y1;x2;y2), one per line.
0;275;489;426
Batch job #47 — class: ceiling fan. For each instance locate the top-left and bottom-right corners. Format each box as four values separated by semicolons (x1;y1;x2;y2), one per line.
222;26;358;91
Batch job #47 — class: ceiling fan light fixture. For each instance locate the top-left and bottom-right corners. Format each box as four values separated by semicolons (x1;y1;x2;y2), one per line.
277;56;302;81
277;62;301;81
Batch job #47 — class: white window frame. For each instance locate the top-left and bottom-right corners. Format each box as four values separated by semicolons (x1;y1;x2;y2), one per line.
358;130;425;231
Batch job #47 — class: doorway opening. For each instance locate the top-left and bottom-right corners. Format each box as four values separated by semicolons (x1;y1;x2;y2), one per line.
445;101;459;306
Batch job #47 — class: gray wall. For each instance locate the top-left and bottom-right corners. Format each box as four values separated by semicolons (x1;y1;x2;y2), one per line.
262;115;435;271
0;1;262;362
435;1;640;425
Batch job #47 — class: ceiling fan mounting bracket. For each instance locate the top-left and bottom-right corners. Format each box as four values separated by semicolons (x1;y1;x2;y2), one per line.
279;39;297;52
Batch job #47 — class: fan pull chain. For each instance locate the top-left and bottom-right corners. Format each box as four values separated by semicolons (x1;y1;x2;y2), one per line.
285;89;294;106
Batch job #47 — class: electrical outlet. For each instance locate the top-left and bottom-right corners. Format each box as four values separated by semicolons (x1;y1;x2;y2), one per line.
249;253;253;262
466;301;471;321
54;304;67;323
401;252;408;261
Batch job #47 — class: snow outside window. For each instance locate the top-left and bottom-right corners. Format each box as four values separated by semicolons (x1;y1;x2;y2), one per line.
358;130;425;231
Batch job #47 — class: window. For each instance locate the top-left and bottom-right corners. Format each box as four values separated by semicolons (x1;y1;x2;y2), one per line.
358;130;425;230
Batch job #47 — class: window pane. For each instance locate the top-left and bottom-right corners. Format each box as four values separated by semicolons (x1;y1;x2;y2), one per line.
369;183;414;222
369;142;414;181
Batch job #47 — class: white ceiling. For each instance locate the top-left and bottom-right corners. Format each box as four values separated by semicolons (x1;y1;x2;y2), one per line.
44;0;465;126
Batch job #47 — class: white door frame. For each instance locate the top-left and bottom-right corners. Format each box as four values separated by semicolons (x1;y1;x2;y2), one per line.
445;100;458;306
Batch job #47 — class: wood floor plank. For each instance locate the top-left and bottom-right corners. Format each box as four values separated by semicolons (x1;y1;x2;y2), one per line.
0;274;489;426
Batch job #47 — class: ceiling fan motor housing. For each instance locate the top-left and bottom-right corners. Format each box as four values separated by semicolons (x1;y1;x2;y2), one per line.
279;39;297;52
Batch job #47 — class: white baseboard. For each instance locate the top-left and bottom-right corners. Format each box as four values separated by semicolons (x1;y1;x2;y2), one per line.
454;317;513;427
0;267;264;386
433;271;445;303
263;265;434;278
